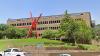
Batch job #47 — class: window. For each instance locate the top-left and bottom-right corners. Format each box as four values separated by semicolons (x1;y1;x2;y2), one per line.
41;21;43;24
29;22;31;25
11;24;14;26
81;13;83;15
49;21;51;24
51;21;53;24
27;22;31;25
52;21;55;23
57;20;59;23
58;20;60;23
23;23;26;26
44;21;48;24
55;21;57;23
27;23;29;25
4;49;11;52
12;49;20;52
57;27;59;29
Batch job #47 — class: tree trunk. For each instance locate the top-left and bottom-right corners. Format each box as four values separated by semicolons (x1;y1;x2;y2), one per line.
73;36;77;46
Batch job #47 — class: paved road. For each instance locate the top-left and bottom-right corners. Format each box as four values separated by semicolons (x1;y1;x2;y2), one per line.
26;51;100;56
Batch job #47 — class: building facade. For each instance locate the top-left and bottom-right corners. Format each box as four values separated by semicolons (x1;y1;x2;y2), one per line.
7;12;92;37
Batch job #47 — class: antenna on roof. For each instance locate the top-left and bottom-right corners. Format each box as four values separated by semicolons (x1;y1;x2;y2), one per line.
29;11;33;19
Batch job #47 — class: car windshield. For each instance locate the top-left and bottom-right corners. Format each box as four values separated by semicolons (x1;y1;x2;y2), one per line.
5;49;11;52
12;49;20;52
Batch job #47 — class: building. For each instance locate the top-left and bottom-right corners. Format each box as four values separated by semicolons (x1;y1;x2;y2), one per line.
7;12;92;37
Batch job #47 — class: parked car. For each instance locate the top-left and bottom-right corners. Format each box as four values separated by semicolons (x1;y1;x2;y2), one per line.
0;48;26;56
59;54;71;56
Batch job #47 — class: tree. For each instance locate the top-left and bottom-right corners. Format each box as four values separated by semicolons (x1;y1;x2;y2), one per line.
94;24;100;40
15;28;27;38
0;24;8;31
42;30;56;39
74;20;94;44
5;26;27;39
59;10;94;45
0;24;28;39
0;31;4;39
0;24;9;39
60;10;79;45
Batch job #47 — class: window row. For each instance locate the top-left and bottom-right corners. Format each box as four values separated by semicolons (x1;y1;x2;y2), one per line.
32;27;60;30
38;20;60;24
11;22;31;26
11;20;61;26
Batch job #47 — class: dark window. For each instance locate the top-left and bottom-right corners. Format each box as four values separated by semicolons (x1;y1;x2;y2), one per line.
52;27;54;30
11;24;14;26
51;21;53;24
55;21;57;23
49;21;50;24
81;13;83;15
27;23;29;25
57;27;59;29
22;23;26;26
58;20;60;23
44;21;47;24
57;20;59;23
41;27;43;30
52;21;54;23
5;49;11;52
29;22;31;25
41;22;43;24
13;24;16;26
55;27;56;30
12;49;20;52
42;21;44;24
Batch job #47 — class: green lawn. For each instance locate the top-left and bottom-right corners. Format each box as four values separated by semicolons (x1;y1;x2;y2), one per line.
0;38;63;50
0;38;100;51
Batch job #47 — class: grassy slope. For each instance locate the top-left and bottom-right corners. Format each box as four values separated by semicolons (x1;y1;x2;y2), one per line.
0;38;63;50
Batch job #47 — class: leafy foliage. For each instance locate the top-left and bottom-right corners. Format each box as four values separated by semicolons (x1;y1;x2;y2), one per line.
42;30;56;39
59;10;94;44
0;24;28;39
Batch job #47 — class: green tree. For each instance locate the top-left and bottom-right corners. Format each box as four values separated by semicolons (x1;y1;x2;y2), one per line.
74;21;94;44
94;24;100;40
60;10;79;45
42;30;56;39
15;28;27;38
0;31;3;39
0;24;8;31
59;10;94;45
0;24;28;39
5;26;27;39
0;24;9;39
5;26;16;39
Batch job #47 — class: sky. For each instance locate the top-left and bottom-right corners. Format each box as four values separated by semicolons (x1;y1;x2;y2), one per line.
0;0;99;24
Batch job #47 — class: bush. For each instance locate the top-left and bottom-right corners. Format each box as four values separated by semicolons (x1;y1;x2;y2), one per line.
78;44;89;50
78;44;100;51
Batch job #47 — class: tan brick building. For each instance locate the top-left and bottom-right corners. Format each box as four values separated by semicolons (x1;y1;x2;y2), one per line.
7;12;92;37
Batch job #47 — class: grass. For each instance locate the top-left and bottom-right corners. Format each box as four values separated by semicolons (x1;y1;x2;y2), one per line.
78;44;100;51
0;38;63;50
0;38;100;51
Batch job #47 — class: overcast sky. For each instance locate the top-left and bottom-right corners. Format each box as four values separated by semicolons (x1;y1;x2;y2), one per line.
0;0;100;24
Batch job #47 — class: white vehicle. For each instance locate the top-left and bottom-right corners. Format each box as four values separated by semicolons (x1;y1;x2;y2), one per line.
0;48;26;56
59;54;71;56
